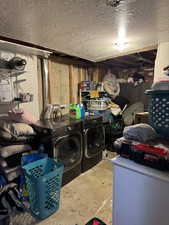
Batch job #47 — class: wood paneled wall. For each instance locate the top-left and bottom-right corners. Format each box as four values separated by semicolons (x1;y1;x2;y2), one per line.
48;57;110;115
49;60;70;105
48;57;101;113
48;57;114;114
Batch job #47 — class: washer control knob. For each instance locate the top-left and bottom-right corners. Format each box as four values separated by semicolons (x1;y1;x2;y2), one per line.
67;126;72;131
43;129;48;134
96;143;100;148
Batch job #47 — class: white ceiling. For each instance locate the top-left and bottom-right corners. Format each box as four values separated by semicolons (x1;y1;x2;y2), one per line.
0;0;169;61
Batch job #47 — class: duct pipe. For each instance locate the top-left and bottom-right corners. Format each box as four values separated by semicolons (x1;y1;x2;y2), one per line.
41;57;49;109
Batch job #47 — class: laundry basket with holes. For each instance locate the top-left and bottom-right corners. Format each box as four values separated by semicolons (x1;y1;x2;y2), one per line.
146;90;169;137
22;157;64;220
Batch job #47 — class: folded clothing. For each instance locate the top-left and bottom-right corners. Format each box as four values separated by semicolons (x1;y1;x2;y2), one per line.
0;157;23;182
0;120;36;141
0;145;32;158
115;137;169;152
0;166;22;182
123;123;158;143
114;137;132;150
0;136;36;146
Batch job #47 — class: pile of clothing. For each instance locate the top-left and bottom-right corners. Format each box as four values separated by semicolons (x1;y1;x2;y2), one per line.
0;121;36;182
0;120;37;222
114;123;169;170
0;183;25;224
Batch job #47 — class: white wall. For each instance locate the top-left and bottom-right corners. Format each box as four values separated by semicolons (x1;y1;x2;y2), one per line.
154;42;169;82
0;51;40;120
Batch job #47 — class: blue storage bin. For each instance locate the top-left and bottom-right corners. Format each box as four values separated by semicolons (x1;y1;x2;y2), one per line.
146;90;169;137
22;158;64;220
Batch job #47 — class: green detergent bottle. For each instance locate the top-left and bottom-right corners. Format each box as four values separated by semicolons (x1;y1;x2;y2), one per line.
70;104;81;119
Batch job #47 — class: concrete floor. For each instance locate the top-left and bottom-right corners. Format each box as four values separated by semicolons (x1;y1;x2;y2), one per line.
12;153;115;225
39;159;113;225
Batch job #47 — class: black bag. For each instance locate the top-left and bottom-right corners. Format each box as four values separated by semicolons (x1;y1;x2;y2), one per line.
0;216;10;225
85;217;107;225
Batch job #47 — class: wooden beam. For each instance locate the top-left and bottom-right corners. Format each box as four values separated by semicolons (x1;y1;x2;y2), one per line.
101;61;138;69
130;53;154;65
110;58;138;67
49;55;95;67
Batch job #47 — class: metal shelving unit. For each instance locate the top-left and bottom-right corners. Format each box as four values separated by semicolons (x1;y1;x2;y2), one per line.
0;68;26;78
79;88;109;111
0;68;32;106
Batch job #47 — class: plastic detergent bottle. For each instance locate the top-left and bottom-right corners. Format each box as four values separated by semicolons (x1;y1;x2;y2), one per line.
77;104;86;119
70;104;81;119
76;104;81;119
80;104;85;119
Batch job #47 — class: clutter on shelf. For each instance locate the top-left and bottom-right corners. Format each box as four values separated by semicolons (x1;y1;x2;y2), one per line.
86;100;108;111
103;72;120;98
0;57;26;72
128;72;145;86
0;57;33;106
135;112;149;124
80;79;145;134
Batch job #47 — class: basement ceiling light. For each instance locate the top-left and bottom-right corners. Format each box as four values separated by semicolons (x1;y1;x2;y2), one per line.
106;0;122;8
113;40;129;51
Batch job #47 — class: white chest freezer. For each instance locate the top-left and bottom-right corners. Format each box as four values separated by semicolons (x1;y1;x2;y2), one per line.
112;156;169;225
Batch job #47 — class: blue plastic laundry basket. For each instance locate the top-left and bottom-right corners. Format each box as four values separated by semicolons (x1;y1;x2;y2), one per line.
22;157;64;220
146;90;169;137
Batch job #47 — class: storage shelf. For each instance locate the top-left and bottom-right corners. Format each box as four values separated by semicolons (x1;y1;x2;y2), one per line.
81;90;106;93
0;68;26;79
88;108;109;111
0;100;33;105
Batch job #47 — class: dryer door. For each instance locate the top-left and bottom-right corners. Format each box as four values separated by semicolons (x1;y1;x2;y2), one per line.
54;133;82;172
84;126;105;158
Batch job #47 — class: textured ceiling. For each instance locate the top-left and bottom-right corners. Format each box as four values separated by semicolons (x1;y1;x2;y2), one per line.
0;0;169;61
